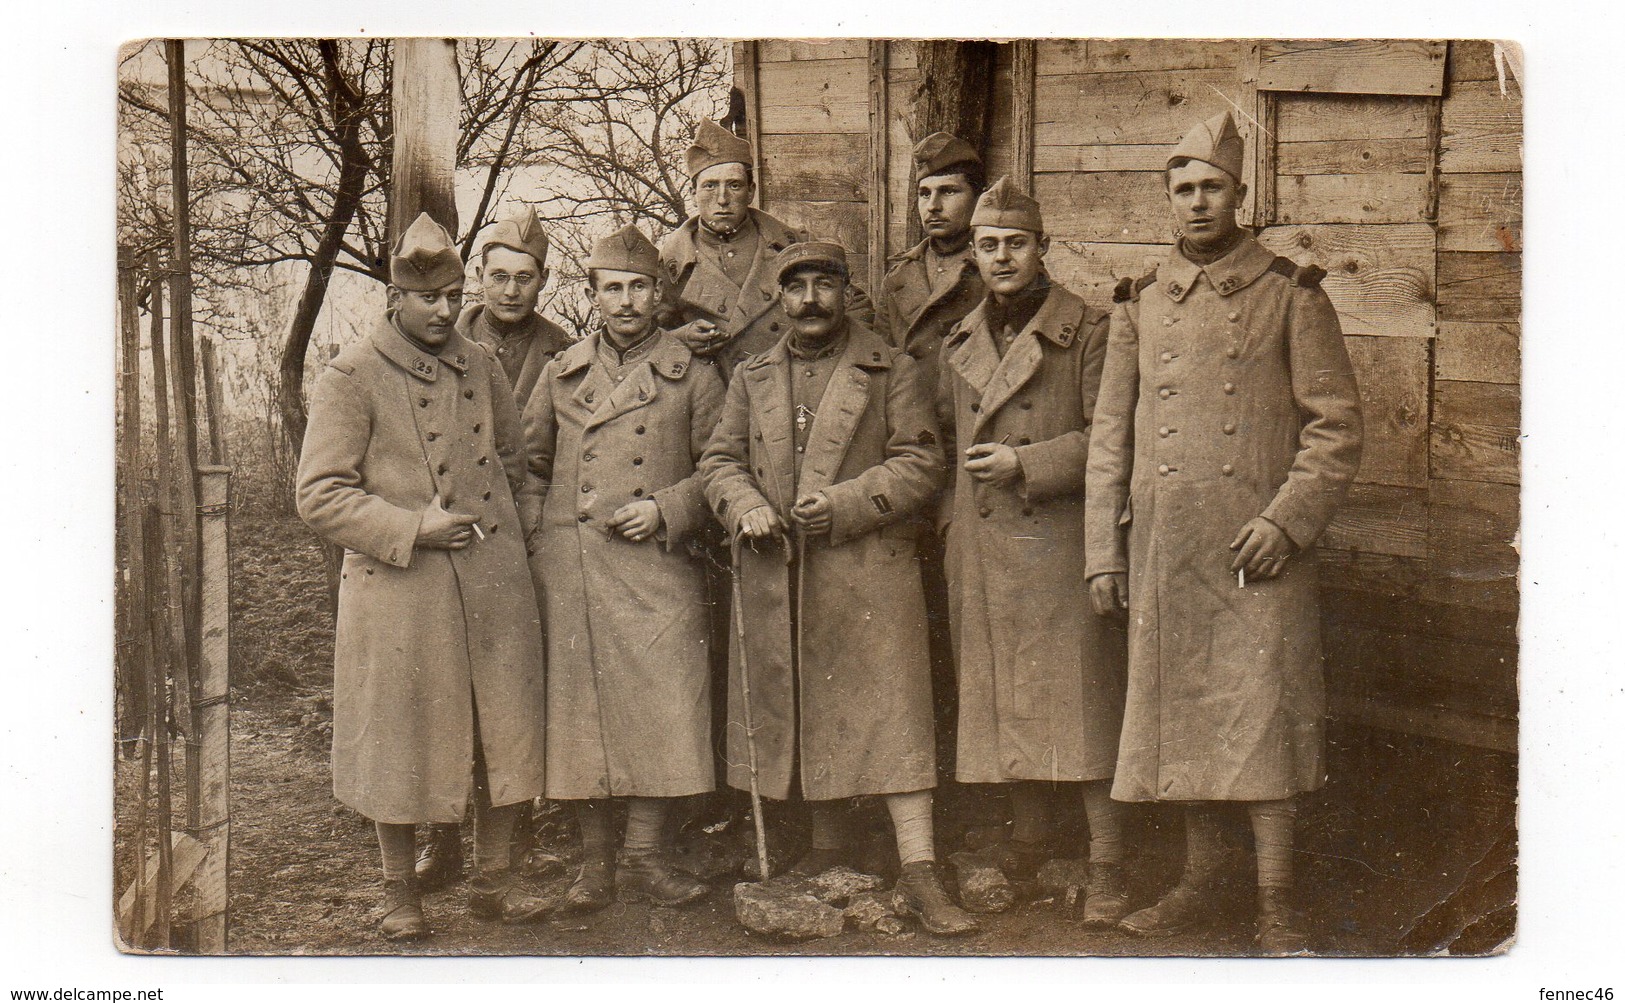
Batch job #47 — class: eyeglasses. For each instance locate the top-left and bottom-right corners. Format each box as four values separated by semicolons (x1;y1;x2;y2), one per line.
485;271;538;288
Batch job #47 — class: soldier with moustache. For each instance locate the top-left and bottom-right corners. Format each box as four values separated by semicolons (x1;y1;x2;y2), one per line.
296;214;552;940
1085;112;1364;955
523;226;724;913
699;241;977;937
935;178;1131;926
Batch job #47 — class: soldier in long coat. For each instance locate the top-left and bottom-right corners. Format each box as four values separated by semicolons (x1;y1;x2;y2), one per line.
936;178;1131;926
415;205;573;889
296;213;552;939
699;242;977;936
458;206;575;411
523;226;724;912
1084;113;1363;954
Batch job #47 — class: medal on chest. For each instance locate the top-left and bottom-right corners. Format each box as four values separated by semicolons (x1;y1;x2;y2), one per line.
795;403;816;433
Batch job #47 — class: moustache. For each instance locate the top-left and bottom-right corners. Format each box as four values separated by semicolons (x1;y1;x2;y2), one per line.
787;305;834;320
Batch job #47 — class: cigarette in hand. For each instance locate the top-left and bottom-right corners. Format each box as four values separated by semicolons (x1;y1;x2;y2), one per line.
1238;567;1245;588
473;523;486;541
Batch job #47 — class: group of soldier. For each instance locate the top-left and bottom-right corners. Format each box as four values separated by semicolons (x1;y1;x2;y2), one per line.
295;107;1364;955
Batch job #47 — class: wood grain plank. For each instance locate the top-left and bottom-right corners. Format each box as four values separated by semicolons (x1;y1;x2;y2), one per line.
1256;223;1436;338
868;42;890;298
1318;549;1428;600
1045;241;1171;304
1441;78;1523;173
1034;144;1170;173
734;42;763;188
1276;173;1432;224
1437;251;1521;323
1427;478;1520;599
759;133;869;202
1323;586;1518;647
1322;484;1429;558
1037;38;1250;75
1276;137;1432;175
1011;40;1036;191
1257;39;1447;96
888;40;918;71
758;40;869;62
1448;40;1504;83
757;57;869;135
1437;172;1523;252
1345;334;1431;488
1430;380;1520;485
1033;68;1242;148
1036;171;1170;243
1277;93;1431;141
1323;623;1517;719
1327;693;1515;753
761;198;868;257
886;105;917;258
1435;321;1519;384
985;55;1015;181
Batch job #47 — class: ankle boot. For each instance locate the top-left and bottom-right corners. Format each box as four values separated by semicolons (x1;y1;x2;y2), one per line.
1118;874;1221;936
1256;886;1312;956
468;868;554;924
414;824;463;892
617;850;709;907
560;852;617;915
379;876;428;940
1080;861;1132;928
895;860;980;936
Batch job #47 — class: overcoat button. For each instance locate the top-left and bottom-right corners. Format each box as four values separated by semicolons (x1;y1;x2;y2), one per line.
796;445;805;454
1226;347;1239;359
1161;352;1173;363
1158;427;1170;437
1019;436;1031;446
581;484;592;493
579;513;590;522
490;523;499;533
1223;382;1236;395
633;488;644;497
1228;311;1240;322
970;402;980;412
584;452;596;462
633;457;644;466
1158;388;1171;399
635;425;646;435
483;491;492;501
1163;318;1174;327
437;464;448;475
1158;464;1170;476
1222;464;1234;476
978;506;991;518
1222;423;1236;435
464;389;474;399
770;323;781;332
473;423;482;433
426;432;439;441
365;568;374;575
419;398;429;408
477;456;488;465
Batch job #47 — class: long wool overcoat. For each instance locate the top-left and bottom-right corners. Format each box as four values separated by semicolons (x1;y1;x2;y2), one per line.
457;303;575;411
875;238;985;390
1084;236;1363;802
938;283;1128;785
296;317;547;823
699;322;945;801
523;330;726;800
659;207;875;383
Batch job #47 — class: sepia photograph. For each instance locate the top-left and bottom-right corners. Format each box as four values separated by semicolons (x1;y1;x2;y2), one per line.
108;35;1523;961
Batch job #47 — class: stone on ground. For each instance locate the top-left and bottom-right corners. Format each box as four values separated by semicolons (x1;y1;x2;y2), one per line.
733;881;845;940
949;851;1015;914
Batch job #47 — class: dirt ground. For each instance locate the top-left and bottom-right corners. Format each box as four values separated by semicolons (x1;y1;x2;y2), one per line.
116;511;1517;958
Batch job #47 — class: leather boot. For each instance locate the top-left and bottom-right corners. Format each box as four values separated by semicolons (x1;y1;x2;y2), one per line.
895;860;980;936
1256;886;1312;956
414;824;463;892
1118;876;1221;936
617;850;710;907
559;853;616;915
379;877;428;940
1080;861;1132;928
468;868;555;924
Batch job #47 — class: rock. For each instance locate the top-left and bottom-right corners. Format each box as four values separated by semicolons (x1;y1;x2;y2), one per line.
874;915;909;936
734;881;845;940
806;866;885;905
843;889;900;932
948;851;1015;914
1035;858;1092;897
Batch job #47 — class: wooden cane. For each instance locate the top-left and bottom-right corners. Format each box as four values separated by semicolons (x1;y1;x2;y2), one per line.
730;532;772;882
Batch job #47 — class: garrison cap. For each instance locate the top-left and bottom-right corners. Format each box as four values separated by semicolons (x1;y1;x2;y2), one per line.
686;119;755;180
970;176;1044;234
773;241;849;286
585;225;662;279
913;131;981;183
1169;110;1245;182
481;205;550;268
390;212;465;291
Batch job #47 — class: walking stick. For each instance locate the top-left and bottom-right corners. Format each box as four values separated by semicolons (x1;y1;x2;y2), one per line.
730;532;772;882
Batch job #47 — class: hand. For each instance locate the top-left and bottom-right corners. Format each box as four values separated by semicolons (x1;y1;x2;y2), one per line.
790;492;833;536
1089;573;1129;616
1229;517;1296;579
417;493;478;550
964;442;1022;487
738;505;785;543
672;318;725;356
608;499;662;542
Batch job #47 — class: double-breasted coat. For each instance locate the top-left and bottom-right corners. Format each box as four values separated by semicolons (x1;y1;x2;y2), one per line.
660;208;875;383
296;317;547;824
698;323;945;801
1084;236;1363;802
458;303;575;411
937;283;1127;785
876;239;985;389
522;330;726;799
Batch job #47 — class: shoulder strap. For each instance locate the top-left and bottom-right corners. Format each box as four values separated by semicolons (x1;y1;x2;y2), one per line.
1113;271;1158;303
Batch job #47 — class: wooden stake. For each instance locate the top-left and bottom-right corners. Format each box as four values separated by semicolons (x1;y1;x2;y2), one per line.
143;501;174;950
116;253;152;750
190;466;232;953
390;38;461;241
866;41;890;302
200;338;228;467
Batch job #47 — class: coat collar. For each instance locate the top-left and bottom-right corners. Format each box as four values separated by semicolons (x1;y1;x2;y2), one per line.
553;328;693;380
1158;234;1277;302
948;284;1089;438
372;314;473;381
743;320;894;374
662;207;803;273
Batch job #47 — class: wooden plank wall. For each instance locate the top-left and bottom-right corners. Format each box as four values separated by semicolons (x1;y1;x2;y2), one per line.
735;38;1521;751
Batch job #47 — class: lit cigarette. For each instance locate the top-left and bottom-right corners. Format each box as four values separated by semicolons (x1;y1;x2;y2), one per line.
473;524;486;541
1238;567;1246;588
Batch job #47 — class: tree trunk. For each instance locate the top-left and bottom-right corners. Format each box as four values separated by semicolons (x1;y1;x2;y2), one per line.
390;38;461;243
909;41;1000;246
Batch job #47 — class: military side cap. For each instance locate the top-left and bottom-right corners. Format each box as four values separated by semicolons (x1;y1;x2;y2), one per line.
773;241;849;286
481;205;550;267
685;119;755;180
585;225;662;279
391;212;465;291
1169;110;1245;181
913;131;981;183
970;176;1044;233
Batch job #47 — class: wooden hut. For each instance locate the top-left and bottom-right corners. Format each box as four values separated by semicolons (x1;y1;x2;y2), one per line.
732;38;1521;752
